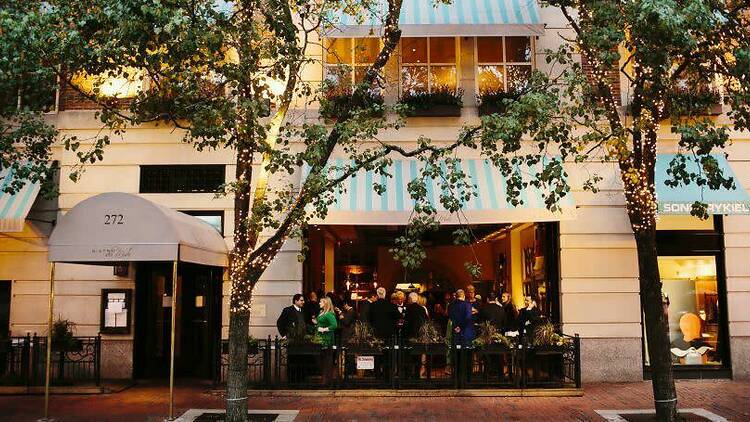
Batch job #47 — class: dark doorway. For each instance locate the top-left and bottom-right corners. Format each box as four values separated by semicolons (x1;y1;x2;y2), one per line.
133;263;222;379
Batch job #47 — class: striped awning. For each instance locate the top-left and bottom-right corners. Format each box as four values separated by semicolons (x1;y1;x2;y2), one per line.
305;158;575;225
0;167;42;232
656;154;750;215
326;0;544;38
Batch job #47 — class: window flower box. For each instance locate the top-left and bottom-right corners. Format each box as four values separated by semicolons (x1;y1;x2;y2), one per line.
399;88;463;118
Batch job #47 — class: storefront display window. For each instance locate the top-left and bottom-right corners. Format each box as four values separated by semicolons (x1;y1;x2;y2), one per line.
646;216;730;376
647;256;723;366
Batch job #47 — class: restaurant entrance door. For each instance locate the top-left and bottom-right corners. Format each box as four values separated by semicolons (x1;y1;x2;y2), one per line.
133;262;222;379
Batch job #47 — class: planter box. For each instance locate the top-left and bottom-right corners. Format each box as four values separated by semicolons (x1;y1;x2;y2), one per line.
287;344;322;355
474;344;514;354
344;347;384;356
405;104;462;117
528;344;567;355
408;343;449;355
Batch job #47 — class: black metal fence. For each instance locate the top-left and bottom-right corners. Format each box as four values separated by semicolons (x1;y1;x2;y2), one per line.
216;334;581;390
0;335;101;387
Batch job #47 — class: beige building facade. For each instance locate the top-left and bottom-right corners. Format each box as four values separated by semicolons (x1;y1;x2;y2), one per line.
1;4;749;384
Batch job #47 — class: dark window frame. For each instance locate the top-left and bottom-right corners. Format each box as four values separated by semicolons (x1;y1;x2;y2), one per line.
182;210;225;236
642;215;732;379
139;165;225;194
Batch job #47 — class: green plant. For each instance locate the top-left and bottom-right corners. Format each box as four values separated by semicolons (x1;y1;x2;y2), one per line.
530;321;568;348
410;321;445;344
50;317;78;350
319;81;385;120
347;321;384;348
399;86;464;111
472;321;513;349
477;89;520;113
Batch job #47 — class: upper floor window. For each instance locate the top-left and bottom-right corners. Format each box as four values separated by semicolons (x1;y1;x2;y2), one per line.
476;37;532;95
139;165;225;194
324;38;380;94
401;37;457;95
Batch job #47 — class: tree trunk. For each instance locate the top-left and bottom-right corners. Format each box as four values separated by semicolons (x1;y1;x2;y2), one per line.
634;228;678;421
226;309;250;422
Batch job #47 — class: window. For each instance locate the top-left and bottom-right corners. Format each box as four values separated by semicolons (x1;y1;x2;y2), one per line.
476;37;532;95
647;216;730;376
400;37;457;94
324;38;380;94
645;256;723;366
139;165;225;194
183;210;224;235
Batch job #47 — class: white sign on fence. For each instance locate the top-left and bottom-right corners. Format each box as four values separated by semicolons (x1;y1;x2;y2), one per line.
356;355;375;370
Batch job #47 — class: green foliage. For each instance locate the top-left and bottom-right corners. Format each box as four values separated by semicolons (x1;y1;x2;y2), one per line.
409;321;445;345
347;321;383;348
530;321;567;348
50;317;78;350
399;87;464;110
476;89;520;111
319;83;385;120
472;321;513;349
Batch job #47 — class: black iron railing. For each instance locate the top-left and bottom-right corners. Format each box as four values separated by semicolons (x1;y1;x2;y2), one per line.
216;332;581;390
0;335;101;387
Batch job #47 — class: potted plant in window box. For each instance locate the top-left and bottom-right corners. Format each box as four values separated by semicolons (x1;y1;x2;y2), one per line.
477;89;520;117
399;87;463;117
667;85;723;116
50;318;82;352
319;81;385;121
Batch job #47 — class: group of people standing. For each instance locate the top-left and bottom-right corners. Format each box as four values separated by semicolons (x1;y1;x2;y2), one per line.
276;285;544;346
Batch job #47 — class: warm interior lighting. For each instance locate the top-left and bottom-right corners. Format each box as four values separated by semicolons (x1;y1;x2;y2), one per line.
72;68;143;99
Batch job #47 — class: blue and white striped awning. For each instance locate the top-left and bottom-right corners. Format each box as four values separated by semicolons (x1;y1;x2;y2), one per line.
327;0;544;38
305;158;575;225
0;167;41;232
656;154;750;215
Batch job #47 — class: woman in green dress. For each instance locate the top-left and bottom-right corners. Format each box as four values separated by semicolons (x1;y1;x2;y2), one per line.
316;297;338;383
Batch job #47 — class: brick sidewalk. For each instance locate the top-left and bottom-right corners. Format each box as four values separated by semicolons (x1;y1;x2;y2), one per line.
0;380;748;421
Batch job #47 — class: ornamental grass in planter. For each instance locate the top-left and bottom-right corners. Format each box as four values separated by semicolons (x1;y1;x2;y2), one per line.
399;87;463;117
319;85;385;121
472;321;514;352
477;90;519;116
346;322;384;354
285;325;322;355
529;321;569;352
408;321;448;354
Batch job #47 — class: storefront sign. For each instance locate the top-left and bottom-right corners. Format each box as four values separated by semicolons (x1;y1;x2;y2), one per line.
356;355;375;370
659;202;750;215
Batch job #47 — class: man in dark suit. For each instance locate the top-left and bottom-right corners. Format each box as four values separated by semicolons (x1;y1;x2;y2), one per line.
276;294;306;337
368;287;399;341
500;292;519;331
404;292;427;340
358;290;378;323
479;292;506;332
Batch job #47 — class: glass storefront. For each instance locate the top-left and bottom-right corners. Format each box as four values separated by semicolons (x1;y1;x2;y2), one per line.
657;256;722;366
644;215;731;377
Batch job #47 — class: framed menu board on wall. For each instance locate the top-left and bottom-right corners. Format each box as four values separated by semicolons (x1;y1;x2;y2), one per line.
100;289;131;334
